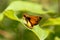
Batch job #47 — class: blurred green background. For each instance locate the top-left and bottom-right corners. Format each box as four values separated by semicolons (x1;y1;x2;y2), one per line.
0;0;59;40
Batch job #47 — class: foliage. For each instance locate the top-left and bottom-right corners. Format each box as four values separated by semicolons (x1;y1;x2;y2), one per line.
0;0;59;40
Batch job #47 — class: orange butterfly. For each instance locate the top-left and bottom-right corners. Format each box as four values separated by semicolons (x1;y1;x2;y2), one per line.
23;13;42;29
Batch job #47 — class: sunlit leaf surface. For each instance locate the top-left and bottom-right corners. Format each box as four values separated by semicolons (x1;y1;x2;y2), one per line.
0;13;4;21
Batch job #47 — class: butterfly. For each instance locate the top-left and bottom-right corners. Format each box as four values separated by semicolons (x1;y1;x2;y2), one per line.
23;13;42;29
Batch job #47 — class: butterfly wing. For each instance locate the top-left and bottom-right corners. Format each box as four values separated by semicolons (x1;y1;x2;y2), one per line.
23;14;42;29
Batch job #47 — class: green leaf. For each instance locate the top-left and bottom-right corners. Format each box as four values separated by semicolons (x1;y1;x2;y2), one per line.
4;1;54;15
3;10;19;21
22;25;50;40
42;18;60;26
31;25;50;40
23;29;40;40
0;13;4;21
